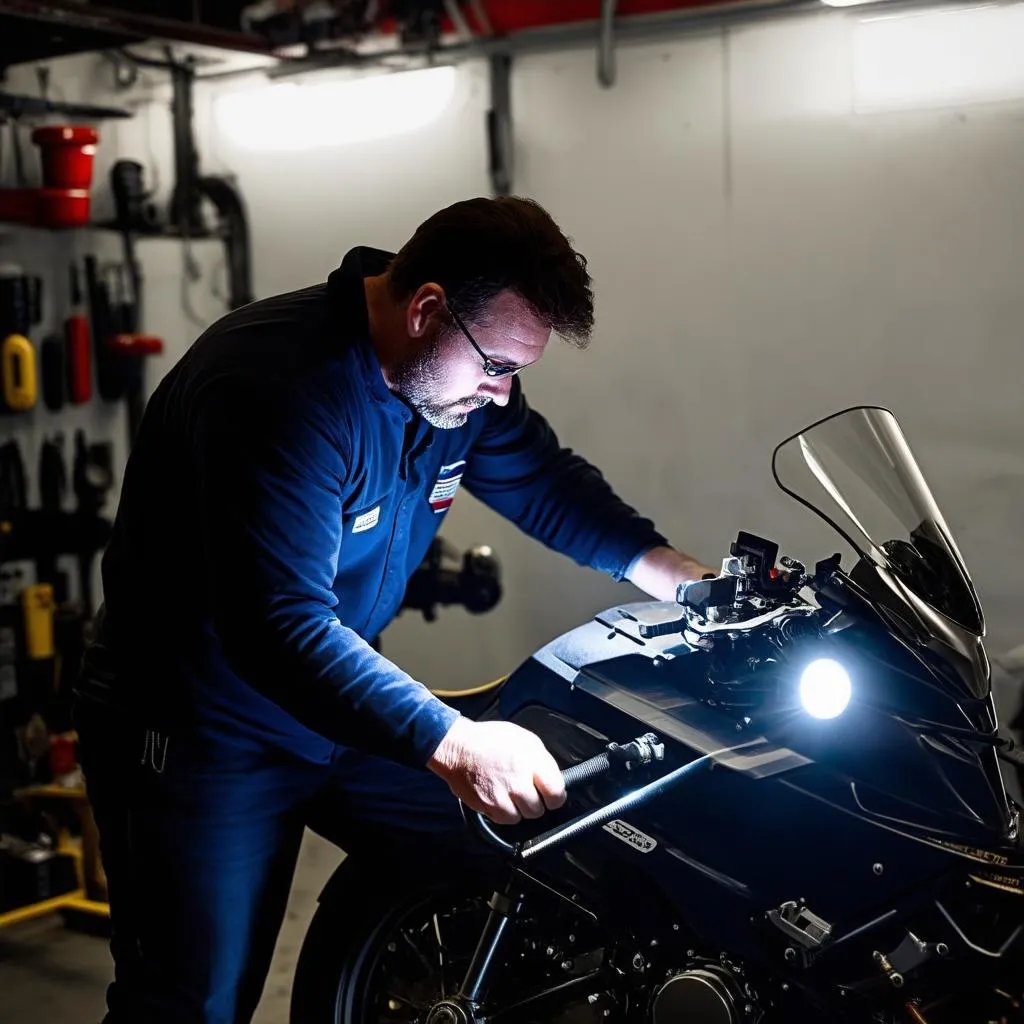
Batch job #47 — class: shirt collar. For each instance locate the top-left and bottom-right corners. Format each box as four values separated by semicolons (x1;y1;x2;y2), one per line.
328;246;413;422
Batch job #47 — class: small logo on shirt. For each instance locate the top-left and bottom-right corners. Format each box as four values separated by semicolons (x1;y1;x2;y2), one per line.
352;506;380;533
429;461;465;514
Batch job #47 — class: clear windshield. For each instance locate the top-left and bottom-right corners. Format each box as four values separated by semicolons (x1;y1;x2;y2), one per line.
772;407;984;635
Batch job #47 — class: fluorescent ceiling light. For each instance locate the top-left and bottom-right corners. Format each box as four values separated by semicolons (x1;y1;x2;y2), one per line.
215;65;457;151
851;2;1024;111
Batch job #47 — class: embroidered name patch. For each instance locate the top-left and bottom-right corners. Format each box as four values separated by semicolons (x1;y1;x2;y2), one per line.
352;506;380;533
429;461;465;514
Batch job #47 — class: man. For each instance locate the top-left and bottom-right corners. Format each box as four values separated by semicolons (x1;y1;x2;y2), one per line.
75;196;711;1023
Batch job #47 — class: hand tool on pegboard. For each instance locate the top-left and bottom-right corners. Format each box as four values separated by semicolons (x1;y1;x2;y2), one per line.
0;265;40;414
65;263;91;406
84;255;163;447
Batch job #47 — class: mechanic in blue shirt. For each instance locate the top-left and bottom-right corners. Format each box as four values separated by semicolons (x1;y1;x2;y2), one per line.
74;196;712;1024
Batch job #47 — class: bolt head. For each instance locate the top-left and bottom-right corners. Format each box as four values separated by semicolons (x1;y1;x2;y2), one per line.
872;863;884;876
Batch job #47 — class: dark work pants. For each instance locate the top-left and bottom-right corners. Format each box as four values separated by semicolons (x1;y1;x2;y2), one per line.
74;697;472;1024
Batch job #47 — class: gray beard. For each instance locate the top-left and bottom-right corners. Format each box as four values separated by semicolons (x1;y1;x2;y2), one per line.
392;334;491;429
414;396;491;430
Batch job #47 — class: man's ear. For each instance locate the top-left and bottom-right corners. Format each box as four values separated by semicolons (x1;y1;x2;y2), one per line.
407;282;446;338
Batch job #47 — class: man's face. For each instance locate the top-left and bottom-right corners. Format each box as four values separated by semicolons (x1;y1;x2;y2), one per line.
394;289;551;429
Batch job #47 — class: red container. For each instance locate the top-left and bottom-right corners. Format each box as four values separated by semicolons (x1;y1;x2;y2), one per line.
0;188;38;225
36;188;90;228
31;125;99;190
49;732;78;778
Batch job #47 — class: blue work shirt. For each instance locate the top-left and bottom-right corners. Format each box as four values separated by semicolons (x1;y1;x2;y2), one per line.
99;247;667;767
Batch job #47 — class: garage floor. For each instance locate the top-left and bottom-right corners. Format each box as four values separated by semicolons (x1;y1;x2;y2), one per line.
0;831;342;1023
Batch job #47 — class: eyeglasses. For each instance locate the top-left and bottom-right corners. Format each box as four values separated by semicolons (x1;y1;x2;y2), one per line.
447;305;522;379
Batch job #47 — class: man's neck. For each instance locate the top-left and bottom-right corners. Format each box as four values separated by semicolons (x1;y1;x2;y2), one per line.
363;272;408;390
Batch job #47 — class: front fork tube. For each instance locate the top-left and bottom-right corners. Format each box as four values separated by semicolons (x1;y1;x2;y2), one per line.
455;883;524;1008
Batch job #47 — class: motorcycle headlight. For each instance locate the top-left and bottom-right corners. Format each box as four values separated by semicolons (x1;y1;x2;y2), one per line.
799;658;851;719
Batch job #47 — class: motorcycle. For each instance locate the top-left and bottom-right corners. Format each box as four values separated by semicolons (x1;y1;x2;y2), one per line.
290;406;1024;1024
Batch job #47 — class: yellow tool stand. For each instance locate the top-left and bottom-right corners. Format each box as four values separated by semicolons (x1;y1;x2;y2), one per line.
0;778;109;930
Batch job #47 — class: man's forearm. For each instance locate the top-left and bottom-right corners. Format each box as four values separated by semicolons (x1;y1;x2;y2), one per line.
626;545;716;601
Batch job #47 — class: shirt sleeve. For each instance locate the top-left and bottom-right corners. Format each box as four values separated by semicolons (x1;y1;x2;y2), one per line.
463;379;668;580
189;372;459;767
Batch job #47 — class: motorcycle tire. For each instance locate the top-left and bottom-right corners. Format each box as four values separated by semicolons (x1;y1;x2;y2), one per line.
289;853;494;1024
289;851;624;1024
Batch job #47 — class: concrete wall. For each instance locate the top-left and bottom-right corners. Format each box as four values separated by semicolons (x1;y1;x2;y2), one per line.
4;5;1024;705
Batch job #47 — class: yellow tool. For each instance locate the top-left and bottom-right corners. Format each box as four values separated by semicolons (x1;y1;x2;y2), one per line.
2;333;37;411
22;583;55;659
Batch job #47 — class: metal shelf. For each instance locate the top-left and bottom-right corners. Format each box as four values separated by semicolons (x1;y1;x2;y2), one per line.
0;0;273;72
0;9;133;69
0;90;132;122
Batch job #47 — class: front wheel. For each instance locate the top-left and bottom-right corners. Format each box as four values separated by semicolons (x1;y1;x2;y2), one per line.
289;855;625;1024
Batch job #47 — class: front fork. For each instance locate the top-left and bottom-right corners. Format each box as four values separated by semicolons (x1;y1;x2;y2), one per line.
426;884;524;1024
425;871;608;1024
424;732;699;1024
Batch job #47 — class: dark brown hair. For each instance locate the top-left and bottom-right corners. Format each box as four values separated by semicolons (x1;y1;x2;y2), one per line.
388;196;594;347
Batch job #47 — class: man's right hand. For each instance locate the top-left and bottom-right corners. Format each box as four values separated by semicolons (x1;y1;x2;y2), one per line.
428;718;567;825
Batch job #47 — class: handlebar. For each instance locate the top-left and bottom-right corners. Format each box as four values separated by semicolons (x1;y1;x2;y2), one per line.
465;732;670;857
560;733;663;789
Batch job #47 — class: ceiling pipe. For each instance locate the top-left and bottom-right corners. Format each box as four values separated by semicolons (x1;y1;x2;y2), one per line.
0;0;275;56
252;0;813;81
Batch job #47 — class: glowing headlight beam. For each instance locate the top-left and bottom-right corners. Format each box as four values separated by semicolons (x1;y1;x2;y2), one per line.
799;658;852;719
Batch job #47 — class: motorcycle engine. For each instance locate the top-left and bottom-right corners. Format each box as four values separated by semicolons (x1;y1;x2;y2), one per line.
651;962;755;1024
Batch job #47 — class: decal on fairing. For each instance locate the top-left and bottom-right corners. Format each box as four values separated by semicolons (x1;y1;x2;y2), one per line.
602;818;658;854
930;840;1009;866
970;873;1024;895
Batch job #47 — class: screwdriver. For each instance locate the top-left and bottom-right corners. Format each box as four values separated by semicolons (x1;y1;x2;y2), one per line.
66;262;91;404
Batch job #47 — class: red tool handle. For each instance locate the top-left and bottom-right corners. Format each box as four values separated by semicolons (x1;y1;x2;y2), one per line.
65;314;91;404
109;333;164;356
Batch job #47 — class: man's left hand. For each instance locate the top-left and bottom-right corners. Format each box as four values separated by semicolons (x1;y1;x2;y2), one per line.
626;545;716;602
